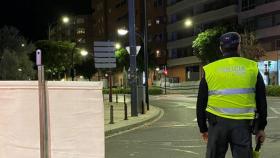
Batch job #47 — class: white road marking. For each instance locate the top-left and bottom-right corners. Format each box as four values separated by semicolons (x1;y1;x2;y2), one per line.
270;107;280;115
159;147;199;155
267;116;279;119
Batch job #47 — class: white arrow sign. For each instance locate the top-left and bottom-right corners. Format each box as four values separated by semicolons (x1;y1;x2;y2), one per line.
126;46;141;55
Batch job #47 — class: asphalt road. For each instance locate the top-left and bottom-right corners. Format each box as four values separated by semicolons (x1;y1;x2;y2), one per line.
105;94;280;158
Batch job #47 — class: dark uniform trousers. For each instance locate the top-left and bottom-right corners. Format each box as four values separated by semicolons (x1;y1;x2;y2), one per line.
206;114;253;158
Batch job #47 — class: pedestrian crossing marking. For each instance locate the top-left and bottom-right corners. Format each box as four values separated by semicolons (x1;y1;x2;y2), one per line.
270;107;280;115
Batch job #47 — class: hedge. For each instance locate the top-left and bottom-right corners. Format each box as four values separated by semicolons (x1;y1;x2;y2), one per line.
103;87;162;95
266;86;280;96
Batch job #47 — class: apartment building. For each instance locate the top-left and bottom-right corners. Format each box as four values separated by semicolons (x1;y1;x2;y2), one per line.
92;0;168;84
166;0;238;82
50;15;94;52
239;0;280;85
166;0;280;85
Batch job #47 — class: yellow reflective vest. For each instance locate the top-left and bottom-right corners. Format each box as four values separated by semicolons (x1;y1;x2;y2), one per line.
203;57;258;120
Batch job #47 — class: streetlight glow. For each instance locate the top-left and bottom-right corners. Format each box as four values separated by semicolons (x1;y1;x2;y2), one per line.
184;19;193;27
62;16;70;24
117;28;129;36
115;43;121;49
80;49;88;56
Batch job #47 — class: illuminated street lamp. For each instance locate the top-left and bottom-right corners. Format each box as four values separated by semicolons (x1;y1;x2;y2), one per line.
80;49;88;56
48;16;70;40
62;16;70;24
117;28;129;36
184;18;193;27
115;43;121;49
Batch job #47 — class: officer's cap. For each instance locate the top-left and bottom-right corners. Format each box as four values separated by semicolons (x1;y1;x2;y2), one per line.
220;32;241;48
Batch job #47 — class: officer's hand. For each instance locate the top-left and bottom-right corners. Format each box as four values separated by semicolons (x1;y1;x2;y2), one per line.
201;132;208;143
255;130;266;144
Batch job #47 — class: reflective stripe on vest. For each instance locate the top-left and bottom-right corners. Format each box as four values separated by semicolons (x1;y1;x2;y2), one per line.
209;88;255;96
207;106;255;114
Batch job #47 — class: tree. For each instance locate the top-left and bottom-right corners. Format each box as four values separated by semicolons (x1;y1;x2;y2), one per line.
192;26;265;64
115;48;129;71
192;27;226;64
35;40;83;80
76;56;96;81
0;26;35;80
240;31;265;60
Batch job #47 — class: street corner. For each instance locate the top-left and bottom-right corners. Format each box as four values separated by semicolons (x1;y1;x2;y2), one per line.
105;105;164;138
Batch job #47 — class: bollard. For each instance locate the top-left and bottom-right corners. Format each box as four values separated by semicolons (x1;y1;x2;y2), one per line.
141;100;145;114
116;90;118;103
109;105;114;124
124;103;128;120
124;93;126;104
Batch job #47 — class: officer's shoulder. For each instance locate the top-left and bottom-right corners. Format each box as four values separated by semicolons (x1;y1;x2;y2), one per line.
203;58;226;69
237;57;257;64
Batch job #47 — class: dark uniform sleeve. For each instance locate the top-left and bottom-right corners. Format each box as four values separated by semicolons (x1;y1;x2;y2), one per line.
196;77;208;133
255;72;267;130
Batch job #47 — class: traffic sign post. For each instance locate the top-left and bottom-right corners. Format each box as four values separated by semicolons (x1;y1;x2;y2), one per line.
94;41;117;102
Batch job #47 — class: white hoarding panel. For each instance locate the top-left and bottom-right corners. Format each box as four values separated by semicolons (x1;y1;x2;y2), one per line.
0;81;104;158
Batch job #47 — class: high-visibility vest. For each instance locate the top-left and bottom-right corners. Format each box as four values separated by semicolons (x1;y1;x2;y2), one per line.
203;57;258;120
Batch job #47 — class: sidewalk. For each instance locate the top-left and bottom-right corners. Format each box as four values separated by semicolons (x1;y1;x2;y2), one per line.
104;94;163;137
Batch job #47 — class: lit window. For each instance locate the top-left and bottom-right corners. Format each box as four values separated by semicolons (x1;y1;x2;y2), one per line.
78;38;86;43
77;28;86;34
148;19;152;27
156;50;161;57
156;19;160;24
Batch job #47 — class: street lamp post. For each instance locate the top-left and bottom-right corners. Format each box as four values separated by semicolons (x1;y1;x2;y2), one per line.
117;28;149;110
48;16;70;40
143;0;149;110
71;44;88;81
128;0;138;117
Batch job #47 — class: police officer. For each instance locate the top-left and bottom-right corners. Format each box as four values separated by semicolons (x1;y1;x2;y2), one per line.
196;32;267;158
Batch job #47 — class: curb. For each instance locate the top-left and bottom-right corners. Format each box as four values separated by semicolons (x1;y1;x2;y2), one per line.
105;105;163;137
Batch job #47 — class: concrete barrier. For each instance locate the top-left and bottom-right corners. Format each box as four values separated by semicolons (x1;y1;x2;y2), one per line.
0;81;104;158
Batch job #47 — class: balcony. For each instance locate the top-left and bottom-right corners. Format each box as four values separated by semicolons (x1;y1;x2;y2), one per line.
167;5;238;33
167;36;195;49
239;1;280;23
167;56;201;67
256;25;280;39
167;0;206;15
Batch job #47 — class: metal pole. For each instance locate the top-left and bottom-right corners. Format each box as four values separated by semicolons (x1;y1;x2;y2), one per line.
128;0;138;117
38;65;51;158
277;51;279;85
109;72;113;102
143;0;149;110
48;25;51;40
165;66;167;95
71;45;75;81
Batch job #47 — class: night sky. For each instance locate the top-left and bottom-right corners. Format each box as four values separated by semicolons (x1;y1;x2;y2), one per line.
0;0;92;41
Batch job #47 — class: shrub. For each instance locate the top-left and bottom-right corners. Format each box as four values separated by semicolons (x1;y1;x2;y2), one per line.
266;86;280;96
148;88;162;95
103;87;162;95
103;88;130;94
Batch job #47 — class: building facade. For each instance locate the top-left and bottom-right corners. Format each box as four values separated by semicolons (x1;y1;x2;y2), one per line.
166;0;238;83
239;0;280;85
166;0;280;85
50;15;94;53
92;0;168;85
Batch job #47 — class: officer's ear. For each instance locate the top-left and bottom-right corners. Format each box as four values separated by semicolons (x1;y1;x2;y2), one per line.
219;46;223;55
237;43;241;55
